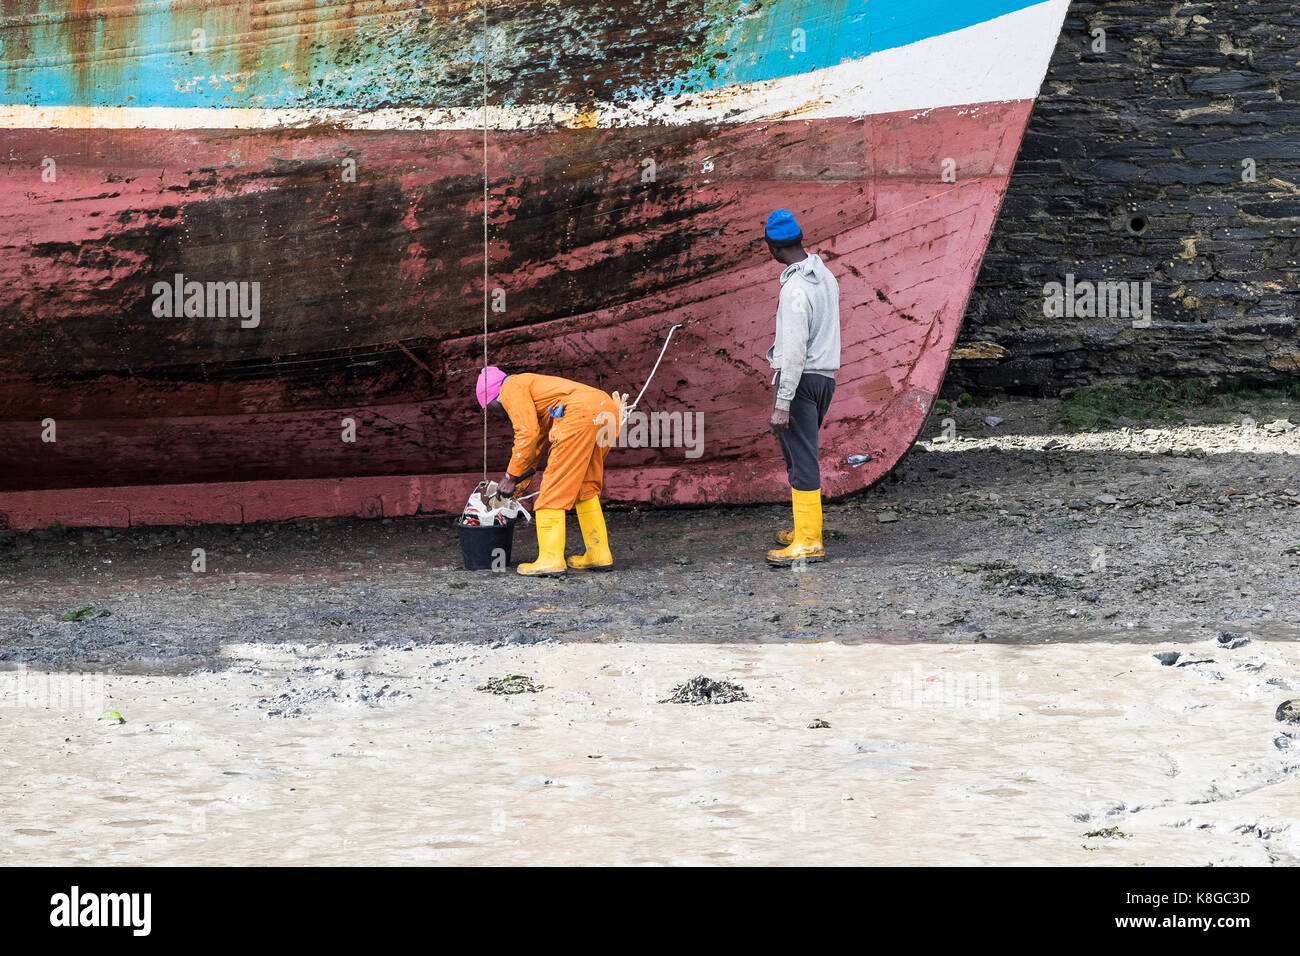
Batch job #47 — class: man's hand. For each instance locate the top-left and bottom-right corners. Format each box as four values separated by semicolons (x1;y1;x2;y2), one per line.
769;408;790;434
497;473;518;497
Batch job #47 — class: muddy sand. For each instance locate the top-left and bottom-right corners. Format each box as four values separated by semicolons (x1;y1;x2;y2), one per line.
2;396;1298;865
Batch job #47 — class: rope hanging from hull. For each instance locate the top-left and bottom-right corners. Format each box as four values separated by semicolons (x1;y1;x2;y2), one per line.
481;1;490;481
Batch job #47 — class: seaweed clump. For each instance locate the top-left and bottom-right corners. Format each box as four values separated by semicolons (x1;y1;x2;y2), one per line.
659;676;749;705
476;674;545;695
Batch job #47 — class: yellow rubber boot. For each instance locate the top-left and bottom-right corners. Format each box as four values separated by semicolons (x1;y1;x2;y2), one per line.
518;508;568;576
568;496;614;571
766;488;825;565
774;528;794;546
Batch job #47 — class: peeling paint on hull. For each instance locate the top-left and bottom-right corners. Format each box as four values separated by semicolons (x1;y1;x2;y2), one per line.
0;0;1068;528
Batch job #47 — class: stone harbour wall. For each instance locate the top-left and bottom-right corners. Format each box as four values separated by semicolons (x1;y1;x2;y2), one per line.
953;0;1300;395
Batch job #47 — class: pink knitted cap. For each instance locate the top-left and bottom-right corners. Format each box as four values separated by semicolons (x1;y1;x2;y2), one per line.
476;366;507;407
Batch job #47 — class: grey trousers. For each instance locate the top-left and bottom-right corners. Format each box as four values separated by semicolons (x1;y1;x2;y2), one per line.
774;372;835;492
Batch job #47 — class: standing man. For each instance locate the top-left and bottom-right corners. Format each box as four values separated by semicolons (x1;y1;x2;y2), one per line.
763;209;841;566
477;366;621;576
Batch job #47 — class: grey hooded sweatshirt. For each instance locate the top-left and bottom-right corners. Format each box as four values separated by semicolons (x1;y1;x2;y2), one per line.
765;253;841;411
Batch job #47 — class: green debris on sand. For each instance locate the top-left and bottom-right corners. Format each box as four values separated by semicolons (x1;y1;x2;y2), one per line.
1059;381;1207;429
983;568;1081;595
98;710;125;724
660;676;749;705
1083;826;1127;839
60;605;109;622
475;674;544;695
1058;376;1300;430
960;560;1014;573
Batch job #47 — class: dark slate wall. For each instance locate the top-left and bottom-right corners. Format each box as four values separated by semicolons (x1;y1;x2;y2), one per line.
952;0;1300;396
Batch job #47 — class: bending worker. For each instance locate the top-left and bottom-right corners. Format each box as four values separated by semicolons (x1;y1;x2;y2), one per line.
763;208;842;566
476;366;621;576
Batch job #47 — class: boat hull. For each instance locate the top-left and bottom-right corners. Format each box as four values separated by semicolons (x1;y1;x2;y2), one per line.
0;0;1066;528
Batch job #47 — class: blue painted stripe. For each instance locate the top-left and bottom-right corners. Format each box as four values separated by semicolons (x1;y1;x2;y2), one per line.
0;0;1044;109
677;0;1044;94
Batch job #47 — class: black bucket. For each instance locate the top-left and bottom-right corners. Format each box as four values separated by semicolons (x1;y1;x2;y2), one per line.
457;517;518;571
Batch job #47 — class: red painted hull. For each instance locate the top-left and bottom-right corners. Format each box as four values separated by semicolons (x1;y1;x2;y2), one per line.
0;101;1033;528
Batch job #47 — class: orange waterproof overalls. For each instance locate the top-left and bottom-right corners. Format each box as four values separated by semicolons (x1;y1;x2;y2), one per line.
499;373;620;511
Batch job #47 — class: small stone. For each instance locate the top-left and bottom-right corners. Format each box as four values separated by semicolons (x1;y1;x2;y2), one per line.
877;511;900;523
984;416;1005;427
506;633;546;645
1216;631;1249;649
808;718;831;729
1095;493;1118;505
1276;700;1300;724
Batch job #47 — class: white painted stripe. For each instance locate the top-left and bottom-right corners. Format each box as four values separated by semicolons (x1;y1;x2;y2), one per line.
0;0;1069;131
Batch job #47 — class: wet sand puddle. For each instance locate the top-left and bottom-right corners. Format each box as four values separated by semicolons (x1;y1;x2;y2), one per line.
3;638;1296;865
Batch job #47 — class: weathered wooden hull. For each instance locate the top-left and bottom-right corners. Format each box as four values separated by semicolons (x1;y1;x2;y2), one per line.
0;0;1070;528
